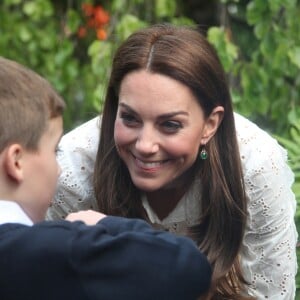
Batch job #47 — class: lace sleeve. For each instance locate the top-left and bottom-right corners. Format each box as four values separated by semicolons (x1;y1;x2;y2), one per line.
236;114;298;299
46;117;101;220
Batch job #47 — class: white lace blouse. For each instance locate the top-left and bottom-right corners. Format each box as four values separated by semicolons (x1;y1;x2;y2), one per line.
47;113;298;299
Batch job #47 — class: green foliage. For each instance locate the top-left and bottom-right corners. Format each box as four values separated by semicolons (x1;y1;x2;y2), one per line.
0;0;84;129
0;0;194;130
207;27;239;72
208;0;300;135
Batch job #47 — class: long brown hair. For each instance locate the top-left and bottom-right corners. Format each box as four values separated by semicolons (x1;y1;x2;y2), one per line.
94;24;251;299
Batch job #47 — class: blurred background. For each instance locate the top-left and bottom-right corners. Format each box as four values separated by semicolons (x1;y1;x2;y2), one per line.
1;0;299;296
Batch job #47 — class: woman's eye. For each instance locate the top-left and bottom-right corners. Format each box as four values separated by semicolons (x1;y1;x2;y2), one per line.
120;112;139;126
162;121;182;133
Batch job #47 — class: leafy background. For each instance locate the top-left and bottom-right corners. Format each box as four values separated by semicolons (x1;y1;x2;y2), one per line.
1;0;299;296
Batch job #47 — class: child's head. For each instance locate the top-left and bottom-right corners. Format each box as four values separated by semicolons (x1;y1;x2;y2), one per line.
0;57;65;152
0;57;65;222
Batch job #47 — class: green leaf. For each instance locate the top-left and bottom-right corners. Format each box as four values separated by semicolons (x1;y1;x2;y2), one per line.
18;27;32;42
288;110;300;125
65;62;79;80
54;45;74;65
23;0;53;19
207;26;223;44
260;34;276;57
254;19;270;39
23;1;37;16
271;0;297;10
226;42;238;60
207;27;238;72
4;0;22;5
111;0;127;12
288;47;300;68
170;16;195;26
246;0;268;25
88;40;102;57
268;0;282;12
40;33;55;50
290;127;300;144
116;14;147;40
155;0;176;18
66;9;81;34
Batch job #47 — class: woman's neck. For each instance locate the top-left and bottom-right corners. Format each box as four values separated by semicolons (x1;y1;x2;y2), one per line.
145;168;196;220
146;188;186;221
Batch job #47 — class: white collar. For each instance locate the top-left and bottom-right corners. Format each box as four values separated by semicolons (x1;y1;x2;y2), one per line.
0;200;33;226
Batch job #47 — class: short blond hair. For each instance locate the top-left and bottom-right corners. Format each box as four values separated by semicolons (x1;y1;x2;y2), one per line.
0;57;65;152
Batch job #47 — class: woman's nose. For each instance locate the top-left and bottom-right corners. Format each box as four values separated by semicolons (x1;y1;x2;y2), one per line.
135;127;159;154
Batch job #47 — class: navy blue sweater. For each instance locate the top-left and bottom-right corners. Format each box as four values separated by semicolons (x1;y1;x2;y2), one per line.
0;216;211;300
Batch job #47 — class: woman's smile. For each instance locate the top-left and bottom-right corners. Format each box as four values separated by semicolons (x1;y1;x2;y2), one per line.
132;153;171;173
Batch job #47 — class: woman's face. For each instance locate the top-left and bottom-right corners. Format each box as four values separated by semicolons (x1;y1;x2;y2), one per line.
114;70;223;192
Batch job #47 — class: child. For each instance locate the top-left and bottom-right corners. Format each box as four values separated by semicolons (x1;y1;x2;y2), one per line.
0;56;211;300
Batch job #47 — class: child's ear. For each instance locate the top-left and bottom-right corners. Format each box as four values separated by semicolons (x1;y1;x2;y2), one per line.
4;144;24;183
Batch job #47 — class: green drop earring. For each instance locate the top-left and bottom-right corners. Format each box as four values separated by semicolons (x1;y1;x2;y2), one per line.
200;147;208;160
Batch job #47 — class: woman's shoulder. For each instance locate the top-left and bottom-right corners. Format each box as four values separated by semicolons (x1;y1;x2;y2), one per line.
234;112;289;172
234;112;280;149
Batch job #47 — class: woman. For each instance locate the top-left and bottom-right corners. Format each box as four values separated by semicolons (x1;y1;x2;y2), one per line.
48;24;297;299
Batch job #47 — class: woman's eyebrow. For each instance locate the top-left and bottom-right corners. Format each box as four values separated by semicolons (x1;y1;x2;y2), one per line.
158;111;189;119
119;102;188;118
118;102;136;114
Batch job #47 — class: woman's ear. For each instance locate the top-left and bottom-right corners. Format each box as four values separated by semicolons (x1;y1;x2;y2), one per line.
4;144;24;183
201;106;224;144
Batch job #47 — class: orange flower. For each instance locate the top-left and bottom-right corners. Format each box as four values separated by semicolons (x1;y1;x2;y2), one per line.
78;3;110;40
94;6;110;26
96;28;107;40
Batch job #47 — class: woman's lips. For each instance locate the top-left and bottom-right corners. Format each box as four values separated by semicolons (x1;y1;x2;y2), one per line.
132;154;170;172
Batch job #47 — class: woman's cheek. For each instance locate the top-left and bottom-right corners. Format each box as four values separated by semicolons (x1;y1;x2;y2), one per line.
114;120;134;145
